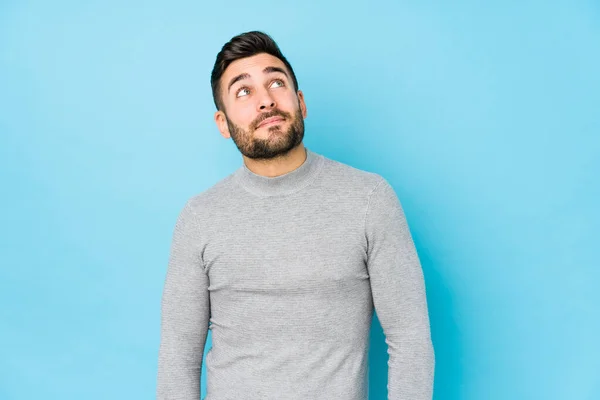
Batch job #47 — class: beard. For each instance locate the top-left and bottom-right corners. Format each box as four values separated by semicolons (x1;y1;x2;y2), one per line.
225;106;305;160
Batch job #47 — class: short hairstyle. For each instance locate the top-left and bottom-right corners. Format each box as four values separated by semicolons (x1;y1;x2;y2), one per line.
210;31;299;111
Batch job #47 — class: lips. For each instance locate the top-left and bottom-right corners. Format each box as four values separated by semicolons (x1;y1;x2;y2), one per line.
258;116;285;128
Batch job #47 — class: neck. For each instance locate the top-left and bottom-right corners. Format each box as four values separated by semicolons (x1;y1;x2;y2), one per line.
241;143;307;178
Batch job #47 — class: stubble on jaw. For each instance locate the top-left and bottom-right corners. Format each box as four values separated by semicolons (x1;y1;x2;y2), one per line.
226;106;305;160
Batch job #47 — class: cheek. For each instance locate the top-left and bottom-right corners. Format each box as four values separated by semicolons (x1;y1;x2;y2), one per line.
228;104;256;127
275;93;298;111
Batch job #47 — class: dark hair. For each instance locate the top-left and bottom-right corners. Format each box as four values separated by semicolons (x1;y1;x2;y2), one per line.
210;31;299;111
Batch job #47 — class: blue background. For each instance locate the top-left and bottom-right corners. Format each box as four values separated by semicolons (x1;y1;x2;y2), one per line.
1;1;599;399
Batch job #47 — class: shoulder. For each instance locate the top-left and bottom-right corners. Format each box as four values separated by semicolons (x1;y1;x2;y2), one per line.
181;172;238;217
318;153;388;196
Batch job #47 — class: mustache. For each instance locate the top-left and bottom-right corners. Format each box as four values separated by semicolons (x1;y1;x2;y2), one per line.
253;110;291;129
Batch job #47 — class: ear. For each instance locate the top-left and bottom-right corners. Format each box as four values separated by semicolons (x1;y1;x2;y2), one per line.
297;90;307;119
214;110;231;139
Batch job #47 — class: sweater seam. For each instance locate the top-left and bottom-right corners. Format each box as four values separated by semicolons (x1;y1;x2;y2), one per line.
363;176;386;244
184;200;208;274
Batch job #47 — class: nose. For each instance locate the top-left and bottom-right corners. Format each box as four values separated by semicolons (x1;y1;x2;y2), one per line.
257;88;276;111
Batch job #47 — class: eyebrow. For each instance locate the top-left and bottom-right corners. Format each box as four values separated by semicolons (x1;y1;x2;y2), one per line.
227;66;289;93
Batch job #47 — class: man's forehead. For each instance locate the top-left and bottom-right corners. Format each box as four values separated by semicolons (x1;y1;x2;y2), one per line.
223;53;287;81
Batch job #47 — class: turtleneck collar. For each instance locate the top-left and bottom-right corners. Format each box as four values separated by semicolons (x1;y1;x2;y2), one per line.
233;147;324;197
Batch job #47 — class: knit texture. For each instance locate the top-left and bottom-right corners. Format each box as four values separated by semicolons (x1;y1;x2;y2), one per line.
157;147;435;399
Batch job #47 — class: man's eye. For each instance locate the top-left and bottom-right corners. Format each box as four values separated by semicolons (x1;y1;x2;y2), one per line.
237;87;250;97
271;79;284;88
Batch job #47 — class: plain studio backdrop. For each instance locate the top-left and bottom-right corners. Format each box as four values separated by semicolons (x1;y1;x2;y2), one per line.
1;1;599;399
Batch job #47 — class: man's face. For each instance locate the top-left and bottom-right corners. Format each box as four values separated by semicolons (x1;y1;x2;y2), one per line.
214;53;307;160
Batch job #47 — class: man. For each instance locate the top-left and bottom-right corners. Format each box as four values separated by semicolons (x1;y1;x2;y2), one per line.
157;30;435;400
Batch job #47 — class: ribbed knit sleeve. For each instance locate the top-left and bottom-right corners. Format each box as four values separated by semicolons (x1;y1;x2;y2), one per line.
365;177;435;400
157;201;210;399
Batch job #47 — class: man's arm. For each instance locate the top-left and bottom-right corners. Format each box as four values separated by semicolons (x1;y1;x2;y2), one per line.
157;201;210;399
365;177;435;400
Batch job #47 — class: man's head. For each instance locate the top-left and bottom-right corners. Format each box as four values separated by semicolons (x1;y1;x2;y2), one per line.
211;31;307;160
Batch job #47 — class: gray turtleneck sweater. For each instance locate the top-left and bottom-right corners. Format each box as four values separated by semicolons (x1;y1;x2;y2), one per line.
156;147;435;400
